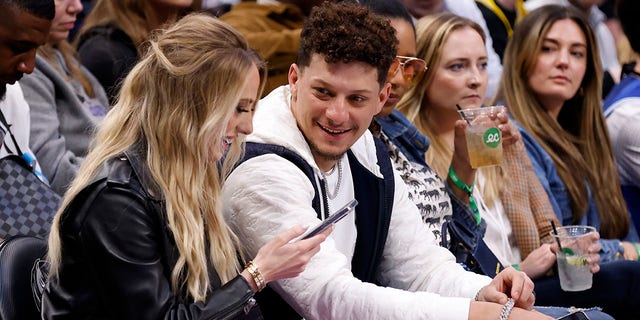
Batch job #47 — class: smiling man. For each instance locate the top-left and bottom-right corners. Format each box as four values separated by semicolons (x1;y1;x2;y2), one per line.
223;2;545;320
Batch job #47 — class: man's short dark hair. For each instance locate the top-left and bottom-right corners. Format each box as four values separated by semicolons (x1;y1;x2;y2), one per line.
360;0;414;26
297;2;397;86
1;0;55;20
616;0;640;54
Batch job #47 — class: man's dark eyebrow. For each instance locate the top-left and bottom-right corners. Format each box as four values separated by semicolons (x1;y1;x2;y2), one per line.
312;78;374;95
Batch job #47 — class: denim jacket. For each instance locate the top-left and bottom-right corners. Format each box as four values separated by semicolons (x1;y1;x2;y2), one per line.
377;110;430;166
376;113;501;274
517;124;638;262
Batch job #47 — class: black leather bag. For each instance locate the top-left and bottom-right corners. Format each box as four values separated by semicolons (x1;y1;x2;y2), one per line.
0;111;60;239
0;235;48;319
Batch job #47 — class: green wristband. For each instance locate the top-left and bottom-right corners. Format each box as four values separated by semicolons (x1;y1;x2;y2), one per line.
632;242;640;262
512;264;521;271
448;167;480;225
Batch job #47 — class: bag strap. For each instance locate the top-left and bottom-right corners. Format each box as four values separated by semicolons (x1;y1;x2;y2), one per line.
0;109;24;156
0;110;49;184
241;142;324;216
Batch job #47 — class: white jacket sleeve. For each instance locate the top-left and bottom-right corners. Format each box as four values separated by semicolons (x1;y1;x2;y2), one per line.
223;154;491;320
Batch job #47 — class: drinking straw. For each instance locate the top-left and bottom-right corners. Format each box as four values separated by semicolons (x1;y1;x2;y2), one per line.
456;104;471;125
551;220;564;252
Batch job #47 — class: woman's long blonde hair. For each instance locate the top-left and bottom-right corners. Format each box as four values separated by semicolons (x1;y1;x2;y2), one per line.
498;5;629;239
48;13;267;302
397;13;503;206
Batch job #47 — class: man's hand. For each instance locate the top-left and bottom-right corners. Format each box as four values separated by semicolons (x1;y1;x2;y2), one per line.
475;267;536;310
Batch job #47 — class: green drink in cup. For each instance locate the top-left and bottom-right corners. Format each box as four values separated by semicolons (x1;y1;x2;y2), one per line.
457;105;504;168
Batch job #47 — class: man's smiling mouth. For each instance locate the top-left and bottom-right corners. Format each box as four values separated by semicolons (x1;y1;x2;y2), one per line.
318;123;350;135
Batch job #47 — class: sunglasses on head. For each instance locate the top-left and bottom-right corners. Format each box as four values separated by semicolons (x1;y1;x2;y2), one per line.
387;56;428;85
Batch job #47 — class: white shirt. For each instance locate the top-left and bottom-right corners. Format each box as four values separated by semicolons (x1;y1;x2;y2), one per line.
475;172;522;266
324;155;357;258
0;83;43;175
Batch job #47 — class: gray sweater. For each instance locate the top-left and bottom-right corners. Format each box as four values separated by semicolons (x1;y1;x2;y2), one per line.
20;51;109;195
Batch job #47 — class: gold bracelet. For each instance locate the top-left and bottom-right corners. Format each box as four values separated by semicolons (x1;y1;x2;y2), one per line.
245;261;266;292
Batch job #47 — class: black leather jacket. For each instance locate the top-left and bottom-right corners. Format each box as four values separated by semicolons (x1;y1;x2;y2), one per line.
42;152;262;319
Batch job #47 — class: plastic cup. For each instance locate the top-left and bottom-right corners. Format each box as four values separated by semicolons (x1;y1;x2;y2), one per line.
550;225;596;291
457;106;504;168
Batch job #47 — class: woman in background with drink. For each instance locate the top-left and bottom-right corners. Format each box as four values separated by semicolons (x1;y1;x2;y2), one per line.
495;5;640;318
398;12;640;319
397;13;558;278
499;5;640;259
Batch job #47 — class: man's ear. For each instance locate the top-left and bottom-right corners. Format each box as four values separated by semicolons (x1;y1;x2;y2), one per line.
288;64;300;100
376;82;391;114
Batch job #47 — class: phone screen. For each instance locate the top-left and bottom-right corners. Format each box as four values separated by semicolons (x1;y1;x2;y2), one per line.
556;311;589;320
298;199;358;240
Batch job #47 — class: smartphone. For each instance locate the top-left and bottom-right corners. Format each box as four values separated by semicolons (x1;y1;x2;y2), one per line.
556;311;589;320
297;199;358;241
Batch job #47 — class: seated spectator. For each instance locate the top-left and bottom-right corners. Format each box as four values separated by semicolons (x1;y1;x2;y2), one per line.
502;3;638;246
363;0;453;246
497;10;640;316
397;10;639;319
219;0;326;96
223;2;548;319
525;0;620;94
602;0;640;237
399;0;503;99
20;0;109;195
0;0;55;239
0;0;52;101
75;0;194;103
43;13;329;319
396;13;551;272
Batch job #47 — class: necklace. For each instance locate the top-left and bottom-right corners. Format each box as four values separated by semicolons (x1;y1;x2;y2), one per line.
322;160;343;200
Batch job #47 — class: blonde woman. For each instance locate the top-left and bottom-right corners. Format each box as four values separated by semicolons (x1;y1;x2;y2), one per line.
75;0;193;103
20;0;109;195
397;13;557;272
396;12;640;319
43;13;328;319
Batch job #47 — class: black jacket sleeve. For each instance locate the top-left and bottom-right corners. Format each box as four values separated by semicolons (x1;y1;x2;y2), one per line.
54;181;255;319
